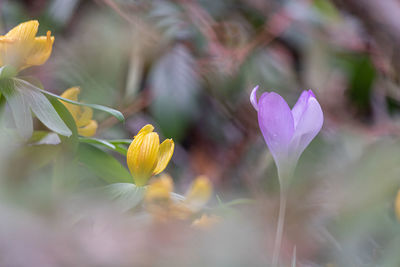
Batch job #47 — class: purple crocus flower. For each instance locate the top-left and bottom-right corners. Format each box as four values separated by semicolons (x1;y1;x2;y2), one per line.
251;86;323;184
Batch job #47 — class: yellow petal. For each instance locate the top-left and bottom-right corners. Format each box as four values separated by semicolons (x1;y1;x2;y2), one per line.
127;128;160;186
395;189;400;221
145;174;174;203
191;214;220;229
0;37;15;66
136;124;154;137
77;120;98;137
22;31;54;69
127;125;155;175
184;176;212;211
60;87;80;101
153;139;174;175
76;106;93;127
60;87;80;120
5;20;38;41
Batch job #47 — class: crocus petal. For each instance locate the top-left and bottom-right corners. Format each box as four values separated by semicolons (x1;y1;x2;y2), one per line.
5;20;38;41
153;139;174;175
22;31;54;69
77;120;98;137
258;92;295;164
291;90;311;128
290;96;323;161
184;176;212;211
250;85;260;111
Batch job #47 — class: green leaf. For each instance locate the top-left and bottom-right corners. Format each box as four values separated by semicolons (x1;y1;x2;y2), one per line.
14;79;72;137
14;78;125;122
77;143;132;184
108;139;132;145
0;66;17;80
48;96;79;149
79;137;128;155
150;44;199;141
79;137;116;149
29;131;61;145
100;183;146;212
0;79;33;139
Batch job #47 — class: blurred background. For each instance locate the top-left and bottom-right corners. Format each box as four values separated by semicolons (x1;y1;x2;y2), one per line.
1;0;400;266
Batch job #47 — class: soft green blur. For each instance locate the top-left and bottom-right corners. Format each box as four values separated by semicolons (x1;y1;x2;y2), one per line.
0;0;400;266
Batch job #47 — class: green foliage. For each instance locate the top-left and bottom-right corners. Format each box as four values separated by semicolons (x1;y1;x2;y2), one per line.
76;143;132;184
14;78;125;123
335;54;376;116
150;44;199;141
0;79;33;139
15;79;72;137
99;183;146;212
79;137;128;155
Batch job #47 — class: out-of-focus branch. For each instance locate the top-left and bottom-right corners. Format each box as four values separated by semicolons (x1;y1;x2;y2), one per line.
331;0;400;81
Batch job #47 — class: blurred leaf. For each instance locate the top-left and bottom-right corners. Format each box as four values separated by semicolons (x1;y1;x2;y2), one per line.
313;0;340;20
48;96;79;149
79;137;116;149
77;143;132;184
0;79;33;139
0;66;17;80
29;131;61;145
336;54;375;116
14;78;125;122
79;137;129;156
100;183;146;212
22;144;62;171
149;1;190;39
150;44;199;140
108;139;132;145
14;79;72;137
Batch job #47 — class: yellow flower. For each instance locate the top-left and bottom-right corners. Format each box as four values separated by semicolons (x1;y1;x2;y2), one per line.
127;124;174;186
184;175;212;211
145;175;213;222
144;174;174;203
0;20;54;71
395;189;400;221
60;87;98;137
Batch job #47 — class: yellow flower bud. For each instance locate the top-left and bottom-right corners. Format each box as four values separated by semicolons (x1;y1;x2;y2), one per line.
60;87;98;137
127;124;174;186
0;20;54;70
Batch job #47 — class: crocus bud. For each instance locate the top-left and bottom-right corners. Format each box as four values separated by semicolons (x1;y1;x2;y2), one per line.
251;86;323;186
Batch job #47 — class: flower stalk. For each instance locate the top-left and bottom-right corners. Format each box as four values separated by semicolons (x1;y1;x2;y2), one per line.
250;86;323;265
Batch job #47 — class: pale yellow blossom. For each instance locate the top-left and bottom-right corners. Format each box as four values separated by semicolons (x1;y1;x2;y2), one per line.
0;20;54;70
60;87;98;137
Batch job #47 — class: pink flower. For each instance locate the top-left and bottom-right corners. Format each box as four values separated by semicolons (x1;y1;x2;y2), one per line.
251;86;323;181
